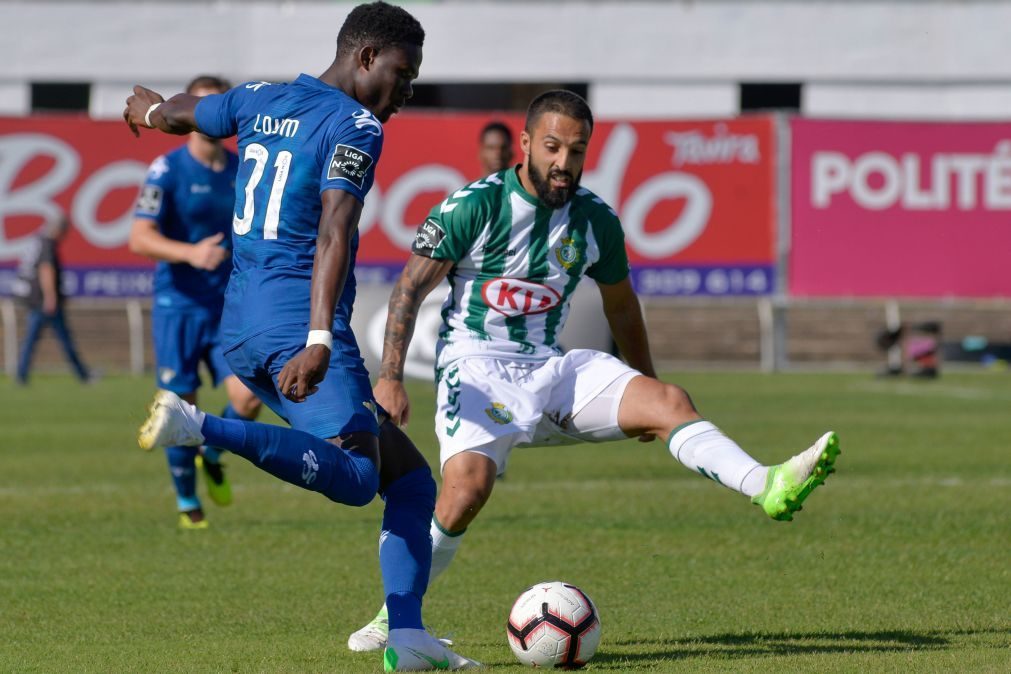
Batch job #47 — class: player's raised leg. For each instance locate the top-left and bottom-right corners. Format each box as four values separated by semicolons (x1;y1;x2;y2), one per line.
751;431;840;521
139;390;378;507
616;375;840;520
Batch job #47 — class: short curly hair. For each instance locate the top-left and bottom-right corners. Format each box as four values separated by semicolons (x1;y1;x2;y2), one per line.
525;90;594;133
337;1;425;57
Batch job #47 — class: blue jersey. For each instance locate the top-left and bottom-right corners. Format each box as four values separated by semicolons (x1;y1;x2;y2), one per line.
134;146;238;310
194;75;385;348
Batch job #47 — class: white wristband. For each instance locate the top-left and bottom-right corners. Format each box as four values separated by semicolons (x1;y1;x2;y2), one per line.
306;329;333;350
144;102;162;128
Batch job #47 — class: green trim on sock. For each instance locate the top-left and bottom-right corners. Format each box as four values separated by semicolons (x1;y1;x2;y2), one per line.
666;418;708;447
432;515;466;538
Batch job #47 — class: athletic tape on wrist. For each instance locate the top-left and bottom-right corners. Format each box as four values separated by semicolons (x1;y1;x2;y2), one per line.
144;102;162;128
306;329;333;350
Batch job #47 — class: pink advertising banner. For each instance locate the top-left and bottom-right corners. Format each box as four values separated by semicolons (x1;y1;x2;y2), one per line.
790;118;1011;298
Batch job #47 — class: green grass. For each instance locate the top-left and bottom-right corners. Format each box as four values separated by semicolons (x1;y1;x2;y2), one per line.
2;371;1010;672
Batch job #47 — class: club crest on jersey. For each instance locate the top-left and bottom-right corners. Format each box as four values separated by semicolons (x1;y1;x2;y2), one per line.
352;109;383;136
554;237;580;270
481;278;562;317
327;144;374;189
484;402;513;425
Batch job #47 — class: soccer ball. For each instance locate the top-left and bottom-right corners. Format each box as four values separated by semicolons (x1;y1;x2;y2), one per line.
506;581;601;669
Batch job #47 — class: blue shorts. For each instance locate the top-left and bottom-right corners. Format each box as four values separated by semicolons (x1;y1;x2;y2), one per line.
224;324;379;440
152;306;232;394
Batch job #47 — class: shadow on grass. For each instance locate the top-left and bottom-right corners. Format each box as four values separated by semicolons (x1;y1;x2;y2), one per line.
593;627;1008;667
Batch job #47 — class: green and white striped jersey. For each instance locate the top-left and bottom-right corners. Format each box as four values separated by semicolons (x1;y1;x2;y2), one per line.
412;167;629;365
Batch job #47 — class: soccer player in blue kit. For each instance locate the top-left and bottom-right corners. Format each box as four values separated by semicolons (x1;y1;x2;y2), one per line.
129;75;262;530
123;2;478;670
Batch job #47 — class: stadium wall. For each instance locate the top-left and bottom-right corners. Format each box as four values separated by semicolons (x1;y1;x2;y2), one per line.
4;1;1011;119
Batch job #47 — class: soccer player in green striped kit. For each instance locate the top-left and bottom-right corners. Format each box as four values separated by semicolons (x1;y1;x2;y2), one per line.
349;90;841;651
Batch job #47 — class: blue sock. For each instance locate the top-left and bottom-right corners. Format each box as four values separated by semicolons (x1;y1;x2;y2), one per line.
203;404;249;464
380;467;436;631
165;445;200;511
199;415;378;507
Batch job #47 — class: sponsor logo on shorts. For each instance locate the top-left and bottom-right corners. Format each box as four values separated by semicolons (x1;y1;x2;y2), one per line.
444;367;462;437
484;402;513;425
302;449;319;485
554;236;580;270
327;144;373;189
481;278;562;317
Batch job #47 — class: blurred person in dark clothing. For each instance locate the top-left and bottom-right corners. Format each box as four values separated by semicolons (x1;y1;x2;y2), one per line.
478;120;514;175
14;213;91;385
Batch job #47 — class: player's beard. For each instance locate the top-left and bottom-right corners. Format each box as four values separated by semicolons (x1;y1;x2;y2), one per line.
527;160;581;209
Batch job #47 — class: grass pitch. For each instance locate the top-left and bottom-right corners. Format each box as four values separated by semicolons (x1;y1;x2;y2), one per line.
2;371;1009;672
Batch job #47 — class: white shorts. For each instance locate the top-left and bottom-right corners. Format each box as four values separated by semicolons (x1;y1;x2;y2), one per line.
435;349;641;474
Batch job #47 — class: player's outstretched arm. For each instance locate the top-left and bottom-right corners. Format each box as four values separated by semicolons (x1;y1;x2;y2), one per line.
123;85;201;137
374;254;453;426
277;189;363;403
598;276;657;379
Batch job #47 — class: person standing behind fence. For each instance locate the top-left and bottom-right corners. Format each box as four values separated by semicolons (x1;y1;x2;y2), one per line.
14;213;92;385
128;75;262;530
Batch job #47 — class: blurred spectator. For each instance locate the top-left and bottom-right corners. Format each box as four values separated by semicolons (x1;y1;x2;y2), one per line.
478;120;514;175
13;213;92;384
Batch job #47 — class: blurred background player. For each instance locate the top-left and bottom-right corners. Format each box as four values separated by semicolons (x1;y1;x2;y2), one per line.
129;75;262;530
13;212;93;385
124;2;477;669
477;120;514;175
348;90;841;651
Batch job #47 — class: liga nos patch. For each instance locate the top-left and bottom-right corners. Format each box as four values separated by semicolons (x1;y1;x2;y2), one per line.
135;185;163;215
413;218;446;253
327;144;373;189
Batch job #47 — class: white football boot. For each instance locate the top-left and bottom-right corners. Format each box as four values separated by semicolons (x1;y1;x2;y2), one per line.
384;628;480;671
138;390;206;450
348;605;390;652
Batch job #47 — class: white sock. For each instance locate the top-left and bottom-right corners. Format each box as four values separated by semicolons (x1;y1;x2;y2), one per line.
668;420;768;497
429;517;465;584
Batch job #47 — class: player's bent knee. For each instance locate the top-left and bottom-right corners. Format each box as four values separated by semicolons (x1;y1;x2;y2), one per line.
437;481;493;529
663;383;696;415
339;458;380;507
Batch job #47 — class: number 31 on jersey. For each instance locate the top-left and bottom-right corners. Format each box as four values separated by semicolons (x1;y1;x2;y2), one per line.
233;142;291;239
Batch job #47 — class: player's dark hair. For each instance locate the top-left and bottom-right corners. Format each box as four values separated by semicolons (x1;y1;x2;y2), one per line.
185;75;231;94
337;1;425;57
480;121;513;143
525;90;594;133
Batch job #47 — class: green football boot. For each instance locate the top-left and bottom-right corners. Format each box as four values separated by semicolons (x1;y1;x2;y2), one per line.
752;431;840;521
196;454;233;507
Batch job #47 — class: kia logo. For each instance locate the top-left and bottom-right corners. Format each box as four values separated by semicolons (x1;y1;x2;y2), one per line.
481;278;561;317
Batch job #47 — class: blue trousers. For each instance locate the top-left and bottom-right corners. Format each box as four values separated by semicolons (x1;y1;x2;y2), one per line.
16;309;89;383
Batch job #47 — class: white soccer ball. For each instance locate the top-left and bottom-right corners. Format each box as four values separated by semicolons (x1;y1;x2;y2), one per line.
506;581;602;669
